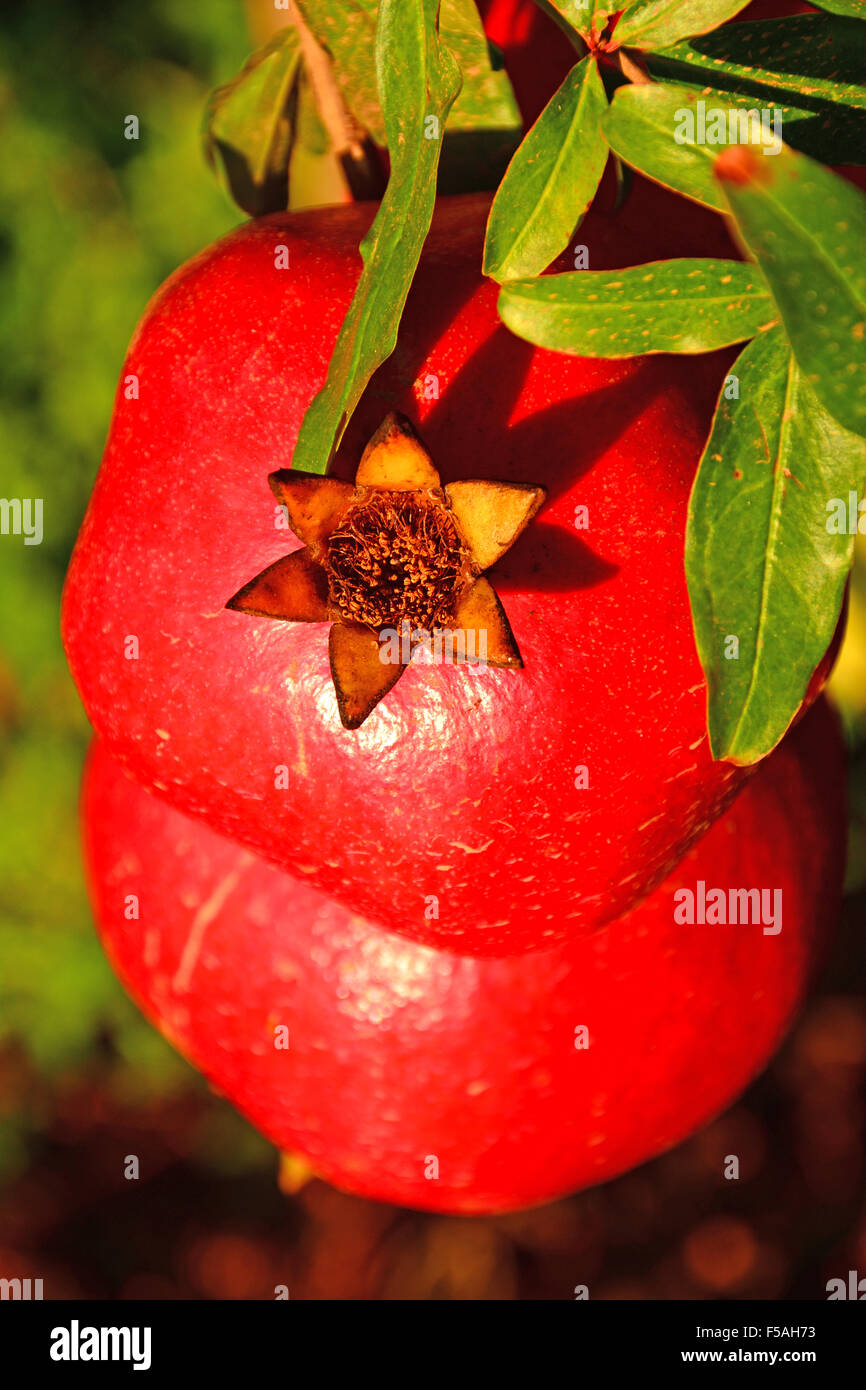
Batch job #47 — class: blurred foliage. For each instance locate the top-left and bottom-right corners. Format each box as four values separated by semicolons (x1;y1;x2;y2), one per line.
0;0;268;1182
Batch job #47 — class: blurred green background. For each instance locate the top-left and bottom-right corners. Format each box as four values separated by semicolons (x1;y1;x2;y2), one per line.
0;0;269;1183
0;0;865;1299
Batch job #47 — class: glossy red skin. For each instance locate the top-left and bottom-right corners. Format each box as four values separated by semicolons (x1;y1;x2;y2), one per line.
82;698;845;1214
64;188;834;956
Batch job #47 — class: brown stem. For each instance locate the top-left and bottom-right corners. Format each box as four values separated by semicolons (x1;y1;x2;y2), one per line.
287;0;386;201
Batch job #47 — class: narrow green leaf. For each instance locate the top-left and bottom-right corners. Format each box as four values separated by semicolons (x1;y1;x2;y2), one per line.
435;0;523;192
294;0;384;142
483;57;607;283
203;29;302;217
291;0;460;476
498;259;775;355
603;81;794;211
646;15;866;165
615;0;751;49
686;325;865;764
716;143;866;438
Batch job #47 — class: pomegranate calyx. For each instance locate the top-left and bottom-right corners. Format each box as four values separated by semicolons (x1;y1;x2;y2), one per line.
226;412;546;729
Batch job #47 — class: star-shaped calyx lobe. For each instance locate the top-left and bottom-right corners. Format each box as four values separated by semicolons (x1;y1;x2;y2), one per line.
227;413;546;729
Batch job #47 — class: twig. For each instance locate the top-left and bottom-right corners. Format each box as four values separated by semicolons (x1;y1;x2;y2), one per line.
287;0;386;201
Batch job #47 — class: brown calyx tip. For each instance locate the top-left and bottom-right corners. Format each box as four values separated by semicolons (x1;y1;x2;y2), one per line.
267;472;354;552
329;620;405;730
356;412;441;490
366;410;423;451
226;548;330;623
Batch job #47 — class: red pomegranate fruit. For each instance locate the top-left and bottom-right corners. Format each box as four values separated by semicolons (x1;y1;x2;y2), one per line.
82;697;845;1214
61;186;806;958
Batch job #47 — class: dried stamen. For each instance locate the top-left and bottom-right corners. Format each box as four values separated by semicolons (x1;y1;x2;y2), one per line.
325;491;469;630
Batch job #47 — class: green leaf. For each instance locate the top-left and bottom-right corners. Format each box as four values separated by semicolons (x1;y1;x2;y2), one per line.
435;0;523;192
294;0;385;142
603;81;793;211
296;1;520;190
615;0;751;49
291;0;460;476
483;57;607;283
648;15;866;112
544;2;616;37
645;15;866;165
441;0;521;133
810;0;866;17
716;143;866;438
498;258;775;355
203;29;302;217
686;324;864;764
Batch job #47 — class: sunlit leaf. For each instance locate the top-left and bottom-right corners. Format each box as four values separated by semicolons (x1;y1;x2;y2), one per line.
616;0;751;49
717;142;866;438
603;81;790;211
498;258;775;354
203;28;302;216
686;325;864;763
483;57;607;282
